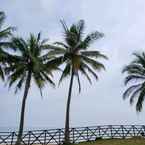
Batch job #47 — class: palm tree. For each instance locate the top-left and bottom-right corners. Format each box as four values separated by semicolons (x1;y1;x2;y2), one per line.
0;11;14;79
5;33;57;145
122;52;145;112
49;20;107;144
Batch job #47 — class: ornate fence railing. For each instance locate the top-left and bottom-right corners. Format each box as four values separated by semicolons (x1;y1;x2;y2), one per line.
0;125;145;145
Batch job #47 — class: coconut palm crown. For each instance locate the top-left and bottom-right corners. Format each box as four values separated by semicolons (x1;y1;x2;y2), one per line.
51;20;107;88
0;11;14;79
122;52;145;112
49;20;108;143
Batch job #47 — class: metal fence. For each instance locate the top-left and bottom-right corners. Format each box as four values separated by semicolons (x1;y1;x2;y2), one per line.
0;125;145;145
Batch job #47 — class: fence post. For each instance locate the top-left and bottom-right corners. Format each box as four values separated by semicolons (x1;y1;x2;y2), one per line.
141;125;145;137
98;126;101;137
86;127;89;141
121;125;125;139
72;128;75;144
11;132;15;145
27;131;31;145
44;130;47;145
58;129;61;145
132;125;135;137
109;125;113;139
143;125;145;132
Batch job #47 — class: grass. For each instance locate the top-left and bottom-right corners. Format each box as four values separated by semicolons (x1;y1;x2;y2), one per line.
77;137;145;145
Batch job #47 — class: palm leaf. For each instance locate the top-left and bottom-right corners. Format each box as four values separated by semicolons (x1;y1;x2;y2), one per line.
0;66;4;80
15;73;26;93
0;11;5;27
76;20;85;41
136;85;145;112
41;71;55;87
77;31;104;50
82;55;105;70
60;19;69;34
46;49;65;56
123;64;145;75
79;63;92;84
129;88;141;105
124;74;145;85
11;37;27;53
46;56;64;69
54;42;69;49
123;84;142;100
0;27;13;40
59;63;71;84
81;62;98;81
76;72;81;93
81;50;108;59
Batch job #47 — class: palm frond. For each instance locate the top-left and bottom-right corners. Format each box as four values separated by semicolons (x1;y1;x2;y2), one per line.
46;56;63;69
81;50;108;59
82;55;105;71
54;42;69;49
129;88;141;105
122;64;145;75
123;84;142;100
8;69;25;89
133;52;145;66
124;74;145;85
136;85;145;112
0;27;13;40
0;66;4;80
11;37;27;53
81;62;99;81
76;20;85;41
0;11;5;27
59;63;71;84
0;42;12;48
15;73;26;93
76;72;81;93
33;73;45;96
46;49;65;56
37;32;41;42
77;31;104;50
60;19;69;34
79;63;92;84
40;71;55;87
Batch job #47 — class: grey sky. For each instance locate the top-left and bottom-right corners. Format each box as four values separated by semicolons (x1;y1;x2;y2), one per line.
0;0;145;130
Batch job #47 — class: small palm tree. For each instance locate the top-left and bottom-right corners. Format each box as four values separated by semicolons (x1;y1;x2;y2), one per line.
122;52;145;112
0;11;14;79
5;33;57;145
49;20;107;144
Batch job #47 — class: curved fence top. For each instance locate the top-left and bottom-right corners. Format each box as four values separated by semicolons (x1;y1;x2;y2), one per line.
0;125;145;145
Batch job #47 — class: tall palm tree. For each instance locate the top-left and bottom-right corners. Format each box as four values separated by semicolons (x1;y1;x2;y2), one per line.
122;52;145;112
49;20;107;144
0;11;14;79
5;33;57;145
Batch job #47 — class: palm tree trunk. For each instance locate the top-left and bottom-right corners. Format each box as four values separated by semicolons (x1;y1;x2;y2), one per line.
64;70;74;144
15;71;31;145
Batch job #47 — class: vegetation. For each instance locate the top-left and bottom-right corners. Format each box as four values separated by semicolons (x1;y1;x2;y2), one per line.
5;33;58;145
1;10;145;145
122;52;145;112
50;20;107;144
77;138;145;145
0;11;14;80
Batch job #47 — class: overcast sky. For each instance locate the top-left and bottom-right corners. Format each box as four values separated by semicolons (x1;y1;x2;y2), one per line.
0;0;145;131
